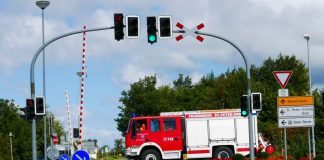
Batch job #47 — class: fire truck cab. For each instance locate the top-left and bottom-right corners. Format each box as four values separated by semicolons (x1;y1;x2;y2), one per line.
125;116;184;160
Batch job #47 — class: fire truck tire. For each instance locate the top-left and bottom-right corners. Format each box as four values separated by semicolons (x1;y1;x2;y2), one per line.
213;146;234;159
140;149;161;160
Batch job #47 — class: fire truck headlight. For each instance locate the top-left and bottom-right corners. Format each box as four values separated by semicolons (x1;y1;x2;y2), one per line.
126;146;140;156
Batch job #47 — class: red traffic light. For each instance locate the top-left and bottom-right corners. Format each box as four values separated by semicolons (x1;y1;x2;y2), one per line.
265;145;275;155
26;99;34;107
114;13;124;41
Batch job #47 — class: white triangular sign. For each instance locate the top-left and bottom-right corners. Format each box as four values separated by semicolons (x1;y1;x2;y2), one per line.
272;71;293;89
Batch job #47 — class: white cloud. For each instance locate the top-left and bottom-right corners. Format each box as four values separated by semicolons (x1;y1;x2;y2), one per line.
0;14;40;74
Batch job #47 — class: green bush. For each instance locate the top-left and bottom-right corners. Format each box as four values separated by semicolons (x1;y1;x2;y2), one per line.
315;154;324;160
232;154;245;160
258;152;269;159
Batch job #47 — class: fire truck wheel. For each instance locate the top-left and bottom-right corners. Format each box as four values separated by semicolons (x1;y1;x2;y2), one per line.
213;146;234;159
140;149;161;160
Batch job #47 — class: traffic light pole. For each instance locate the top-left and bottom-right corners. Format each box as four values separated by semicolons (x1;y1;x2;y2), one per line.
189;31;255;160
29;26;114;160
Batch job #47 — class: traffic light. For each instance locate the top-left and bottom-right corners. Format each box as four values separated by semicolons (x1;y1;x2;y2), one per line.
49;116;54;136
147;16;157;44
35;96;45;115
114;13;124;41
240;95;249;117
73;128;79;138
252;92;262;111
158;16;172;38
126;16;140;38
26;98;35;120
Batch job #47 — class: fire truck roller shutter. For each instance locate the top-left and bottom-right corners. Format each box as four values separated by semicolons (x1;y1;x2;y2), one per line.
186;120;208;146
209;119;235;141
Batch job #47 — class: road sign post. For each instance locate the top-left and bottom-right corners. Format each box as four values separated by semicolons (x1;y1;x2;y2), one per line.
277;96;314;160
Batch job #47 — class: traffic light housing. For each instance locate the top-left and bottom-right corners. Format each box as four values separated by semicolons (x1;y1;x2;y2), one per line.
73;128;79;138
35;96;45;115
26;98;35;120
114;13;124;41
158;16;172;38
240;95;249;117
147;16;157;44
126;16;140;38
252;92;262;111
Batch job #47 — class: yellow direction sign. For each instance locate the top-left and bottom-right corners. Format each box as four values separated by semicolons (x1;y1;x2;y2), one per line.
277;96;314;106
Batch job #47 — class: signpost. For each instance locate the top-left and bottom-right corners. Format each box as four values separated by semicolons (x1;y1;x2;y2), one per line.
272;71;315;159
277;96;314;160
277;96;314;128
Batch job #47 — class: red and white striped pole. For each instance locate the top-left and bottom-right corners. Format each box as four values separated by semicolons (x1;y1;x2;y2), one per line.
79;25;87;146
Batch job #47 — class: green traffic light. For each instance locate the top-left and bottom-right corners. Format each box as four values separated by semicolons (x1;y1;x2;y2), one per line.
149;35;156;42
241;110;248;116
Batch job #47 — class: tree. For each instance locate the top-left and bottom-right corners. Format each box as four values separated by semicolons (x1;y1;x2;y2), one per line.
115;75;160;136
113;138;124;156
173;74;192;89
0;98;66;159
0;99;31;159
115;54;324;156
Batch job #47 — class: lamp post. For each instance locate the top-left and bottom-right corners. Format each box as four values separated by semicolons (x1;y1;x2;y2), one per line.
9;132;13;160
304;34;315;158
304;34;311;95
36;1;50;160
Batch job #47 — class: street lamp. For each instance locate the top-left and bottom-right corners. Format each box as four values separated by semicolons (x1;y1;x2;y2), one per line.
9;132;13;160
303;34;311;94
304;34;315;158
36;1;50;160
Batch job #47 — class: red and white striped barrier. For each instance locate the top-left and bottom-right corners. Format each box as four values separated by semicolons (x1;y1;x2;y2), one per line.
79;25;87;145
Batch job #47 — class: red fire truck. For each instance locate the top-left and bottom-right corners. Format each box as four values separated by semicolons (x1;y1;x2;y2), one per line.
125;109;272;160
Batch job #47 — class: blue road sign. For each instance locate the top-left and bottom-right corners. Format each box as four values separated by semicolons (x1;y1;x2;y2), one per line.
60;154;69;160
72;150;90;160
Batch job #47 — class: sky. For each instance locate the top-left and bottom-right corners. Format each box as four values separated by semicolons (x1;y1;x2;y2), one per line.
1;0;324;148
